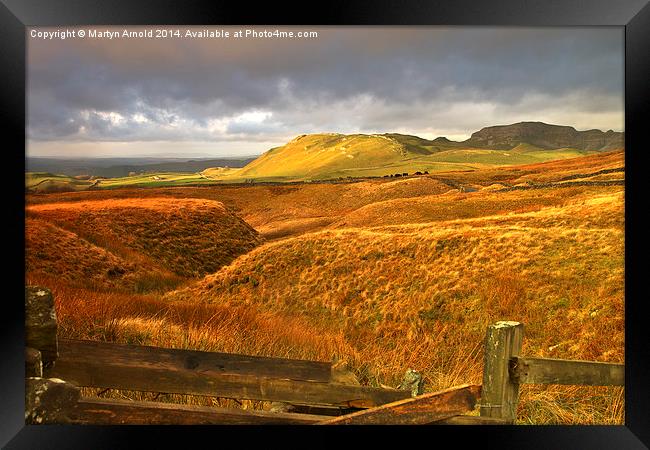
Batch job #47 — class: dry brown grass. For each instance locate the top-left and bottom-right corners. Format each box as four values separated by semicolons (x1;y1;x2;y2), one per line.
26;177;453;240
25;150;625;424
512;150;624;181
28;275;359;410
436;149;623;186
165;184;624;423
332;186;607;228
27;198;263;278
26;218;182;293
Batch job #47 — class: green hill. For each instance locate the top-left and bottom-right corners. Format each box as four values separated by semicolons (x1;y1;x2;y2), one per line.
202;133;598;182
26;123;616;190
228;133;451;180
26;172;96;193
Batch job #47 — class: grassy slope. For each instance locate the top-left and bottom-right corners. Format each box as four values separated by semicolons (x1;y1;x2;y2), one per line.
334;188;584;228
26;150;625;424
26;172;96;192
25;135;603;191
185;151;625;423
26;218;181;293
26;150;624;241
202;133;598;182
27;198;264;278
231;133;417;179
423;149;624;187
165;184;624;423
331;150;624;228
26;177;455;241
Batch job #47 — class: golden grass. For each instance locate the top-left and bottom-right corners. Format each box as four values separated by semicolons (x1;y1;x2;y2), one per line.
29;276;360;411
445;149;623;186
26;218;182;293
26;177;452;241
25;150;625;424
27;198;263;278
164;185;624;423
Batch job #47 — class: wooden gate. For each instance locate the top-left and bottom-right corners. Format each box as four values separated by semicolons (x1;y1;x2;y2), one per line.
24;286;623;425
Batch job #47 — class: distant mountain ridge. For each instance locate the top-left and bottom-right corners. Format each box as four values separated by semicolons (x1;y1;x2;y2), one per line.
201;121;622;182
27;122;624;188
462;121;624;151
26;157;257;178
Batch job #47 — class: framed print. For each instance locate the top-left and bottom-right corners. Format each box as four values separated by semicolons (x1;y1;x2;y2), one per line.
1;0;649;448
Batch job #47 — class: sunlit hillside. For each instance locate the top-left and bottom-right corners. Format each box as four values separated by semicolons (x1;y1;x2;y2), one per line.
29;150;623;239
26;125;622;192
226;133;442;179
201;133;602;182
164;181;624;423
25;149;625;424
27;176;457;240
25;217;180;292
166;186;624;363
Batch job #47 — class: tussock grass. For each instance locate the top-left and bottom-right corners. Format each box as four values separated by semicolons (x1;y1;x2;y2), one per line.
27;198;263;278
27;176;453;240
165;185;624;424
29;276;359;411
26;218;182;293
26;150;624;424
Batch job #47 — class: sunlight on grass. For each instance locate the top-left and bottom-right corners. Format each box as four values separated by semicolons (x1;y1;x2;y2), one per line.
25;150;625;424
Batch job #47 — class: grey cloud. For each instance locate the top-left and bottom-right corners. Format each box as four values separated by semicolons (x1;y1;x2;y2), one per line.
27;26;623;152
225;120;287;136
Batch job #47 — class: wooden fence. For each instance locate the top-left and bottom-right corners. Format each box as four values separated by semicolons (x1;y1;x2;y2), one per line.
479;321;624;423
24;287;624;425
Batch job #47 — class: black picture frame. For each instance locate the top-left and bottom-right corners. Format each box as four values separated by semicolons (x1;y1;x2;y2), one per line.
2;0;648;448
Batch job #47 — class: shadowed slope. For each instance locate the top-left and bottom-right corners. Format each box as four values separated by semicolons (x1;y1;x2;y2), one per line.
27;198;264;277
26;218;179;292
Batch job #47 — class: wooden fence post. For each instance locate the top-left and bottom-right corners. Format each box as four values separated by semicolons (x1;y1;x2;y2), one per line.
25;347;43;378
25;286;58;367
25;377;80;424
480;321;523;423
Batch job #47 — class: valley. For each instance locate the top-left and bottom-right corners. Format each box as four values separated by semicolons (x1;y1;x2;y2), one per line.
26;122;623;192
25;141;625;424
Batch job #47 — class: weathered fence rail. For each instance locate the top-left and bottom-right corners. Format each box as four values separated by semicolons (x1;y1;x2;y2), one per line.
509;356;625;386
47;338;412;409
24;287;624;425
479;321;624;423
318;384;481;425
69;397;333;425
55;338;333;382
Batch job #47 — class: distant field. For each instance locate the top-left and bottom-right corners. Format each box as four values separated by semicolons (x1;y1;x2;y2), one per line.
26;172;97;192
201;134;598;183
26;134;605;193
25;149;625;424
26;156;257;178
26;171;221;193
96;172;214;189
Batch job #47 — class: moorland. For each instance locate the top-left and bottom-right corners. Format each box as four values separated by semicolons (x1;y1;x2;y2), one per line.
25;121;625;424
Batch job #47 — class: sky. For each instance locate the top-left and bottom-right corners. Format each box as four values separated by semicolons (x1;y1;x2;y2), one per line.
27;26;624;158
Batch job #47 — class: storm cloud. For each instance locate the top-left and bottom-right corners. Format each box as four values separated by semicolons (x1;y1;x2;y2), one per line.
27;26;624;157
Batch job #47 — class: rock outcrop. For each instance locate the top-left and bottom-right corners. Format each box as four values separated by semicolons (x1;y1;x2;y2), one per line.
463;122;623;151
